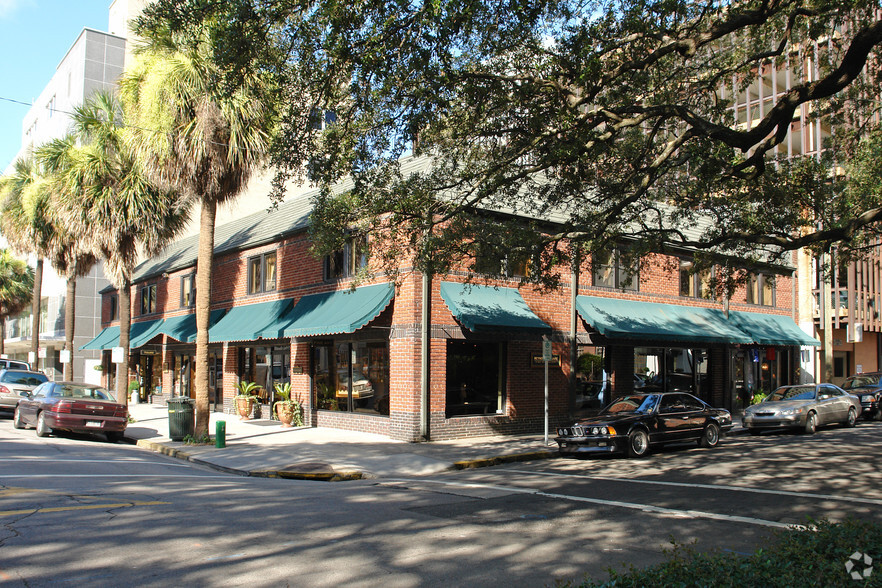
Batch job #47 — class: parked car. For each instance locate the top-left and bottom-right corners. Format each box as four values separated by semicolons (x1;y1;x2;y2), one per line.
840;373;882;421
0;359;31;371
555;392;733;458
0;369;48;415
13;382;128;442
742;383;861;435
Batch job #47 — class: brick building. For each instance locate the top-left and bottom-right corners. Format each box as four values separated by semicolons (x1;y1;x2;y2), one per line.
83;161;818;442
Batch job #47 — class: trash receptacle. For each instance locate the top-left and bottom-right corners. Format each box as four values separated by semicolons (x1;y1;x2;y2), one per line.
167;397;195;441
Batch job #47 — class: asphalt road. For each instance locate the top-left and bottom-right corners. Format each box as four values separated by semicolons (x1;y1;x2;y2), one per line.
1;417;880;587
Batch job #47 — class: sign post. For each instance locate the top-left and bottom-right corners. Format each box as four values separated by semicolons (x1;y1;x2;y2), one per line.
542;337;553;445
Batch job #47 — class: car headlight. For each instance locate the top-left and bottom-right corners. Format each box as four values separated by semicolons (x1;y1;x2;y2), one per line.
778;408;804;416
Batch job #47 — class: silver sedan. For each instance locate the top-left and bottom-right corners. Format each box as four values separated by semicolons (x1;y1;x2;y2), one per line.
743;383;861;435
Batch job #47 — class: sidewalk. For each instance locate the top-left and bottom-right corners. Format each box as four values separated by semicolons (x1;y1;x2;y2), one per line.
124;401;748;481
124;401;558;481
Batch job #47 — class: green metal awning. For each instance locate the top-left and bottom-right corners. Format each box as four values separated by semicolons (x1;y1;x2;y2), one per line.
282;282;394;337
727;311;820;347
80;326;120;351
208;299;294;343
576;296;754;345
128;319;165;348
440;281;551;333
160;309;227;343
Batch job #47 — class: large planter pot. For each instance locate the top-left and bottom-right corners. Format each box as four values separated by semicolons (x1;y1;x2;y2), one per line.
275;402;297;427
236;396;255;420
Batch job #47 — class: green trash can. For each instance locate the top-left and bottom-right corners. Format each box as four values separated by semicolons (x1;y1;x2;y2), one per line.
167;397;196;441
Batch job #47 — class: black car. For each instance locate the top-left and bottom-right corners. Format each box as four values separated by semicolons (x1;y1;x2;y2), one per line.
840;373;882;421
555;392;733;458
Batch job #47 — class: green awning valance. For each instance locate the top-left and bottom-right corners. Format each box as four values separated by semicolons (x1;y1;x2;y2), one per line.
80;326;120;351
282;282;394;337
576;296;754;345
160;309;227;343
128;319;165;348
727;311;820;347
440;282;551;333
208;299;294;343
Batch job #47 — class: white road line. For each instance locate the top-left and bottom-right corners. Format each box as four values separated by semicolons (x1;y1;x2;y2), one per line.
0;458;193;467
498;469;882;506
0;474;234;479
384;478;796;530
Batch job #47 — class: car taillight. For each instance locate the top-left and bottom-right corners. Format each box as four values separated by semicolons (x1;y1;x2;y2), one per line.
113;407;128;419
54;400;73;413
0;385;10;395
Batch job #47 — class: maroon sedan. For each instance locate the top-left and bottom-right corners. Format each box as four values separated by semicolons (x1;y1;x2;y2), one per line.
13;382;128;442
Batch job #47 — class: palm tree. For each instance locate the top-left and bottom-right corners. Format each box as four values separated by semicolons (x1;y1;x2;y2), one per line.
120;24;274;436
47;91;190;401
0;248;35;356
0;155;54;371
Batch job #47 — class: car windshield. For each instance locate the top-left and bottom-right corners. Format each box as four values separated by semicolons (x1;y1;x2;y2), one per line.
57;385;114;401
842;376;879;390
0;372;48;386
768;386;816;402
601;394;659;414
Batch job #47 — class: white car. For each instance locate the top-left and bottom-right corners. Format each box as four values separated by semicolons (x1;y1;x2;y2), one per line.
743;384;861;435
0;369;49;415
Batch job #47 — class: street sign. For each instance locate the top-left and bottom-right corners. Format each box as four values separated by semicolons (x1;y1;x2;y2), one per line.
542;339;553;362
60;350;71;364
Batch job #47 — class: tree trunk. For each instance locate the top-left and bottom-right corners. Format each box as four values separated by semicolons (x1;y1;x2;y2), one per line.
64;275;76;381
31;258;43;370
194;199;217;438
116;277;131;406
0;317;5;356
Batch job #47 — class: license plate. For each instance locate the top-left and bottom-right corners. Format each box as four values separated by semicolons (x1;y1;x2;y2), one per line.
85;421;102;428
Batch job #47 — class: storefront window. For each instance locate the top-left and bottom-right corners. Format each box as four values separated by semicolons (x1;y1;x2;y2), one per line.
313;340;389;415
239;345;290;404
173;354;193;398
635;347;707;398
445;340;505;417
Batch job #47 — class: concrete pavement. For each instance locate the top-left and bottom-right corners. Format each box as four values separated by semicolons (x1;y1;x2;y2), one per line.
124;401;747;481
123;401;558;480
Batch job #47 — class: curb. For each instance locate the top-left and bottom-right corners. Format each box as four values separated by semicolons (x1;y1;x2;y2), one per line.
250;469;364;482
453;449;558;470
135;439;248;477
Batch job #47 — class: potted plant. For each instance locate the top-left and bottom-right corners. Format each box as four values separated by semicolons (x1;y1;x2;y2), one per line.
272;382;303;428
235;380;259;420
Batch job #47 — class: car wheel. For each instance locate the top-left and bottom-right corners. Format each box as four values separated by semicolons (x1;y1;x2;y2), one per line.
106;431;123;443
35;412;51;438
626;428;650;458
803;412;817;435
875;407;882;422
13;406;26;429
846;407;857;428
699;422;721;448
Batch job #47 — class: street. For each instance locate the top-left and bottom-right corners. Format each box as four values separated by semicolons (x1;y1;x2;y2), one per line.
1;417;881;587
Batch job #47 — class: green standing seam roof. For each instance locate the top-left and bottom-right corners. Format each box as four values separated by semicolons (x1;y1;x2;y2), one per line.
208;299;294;343
80;326;121;351
439;282;551;333
575;296;754;345
160;309;227;343
282;282;395;337
727;311;820;347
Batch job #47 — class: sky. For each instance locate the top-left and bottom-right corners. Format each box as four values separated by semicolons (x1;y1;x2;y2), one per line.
0;0;110;170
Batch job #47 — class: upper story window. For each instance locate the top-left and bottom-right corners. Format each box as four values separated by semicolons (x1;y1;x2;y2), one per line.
140;284;157;315
109;294;118;321
593;248;638;291
248;251;277;295
181;274;196;307
679;260;712;298
323;236;366;281
747;273;775;306
474;243;532;278
47;95;56;118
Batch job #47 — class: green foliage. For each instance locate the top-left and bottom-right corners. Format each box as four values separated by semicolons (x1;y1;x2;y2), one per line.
235;380;259;398
182;433;211;445
128;380;141;393
137;0;882;292
751;390;768;405
569;519;882;588
273;382;303;426
273;381;292;402
576;353;603;378
0;249;34;322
